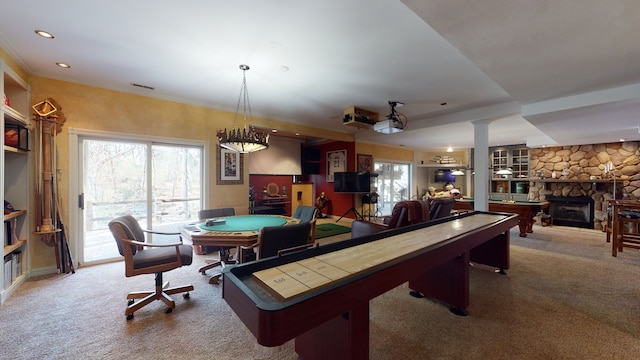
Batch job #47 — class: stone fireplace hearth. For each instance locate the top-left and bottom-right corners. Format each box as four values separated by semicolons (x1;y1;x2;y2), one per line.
546;196;594;229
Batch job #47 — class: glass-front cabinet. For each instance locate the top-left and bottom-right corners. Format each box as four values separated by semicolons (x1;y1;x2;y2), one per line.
511;148;529;179
490;146;529;201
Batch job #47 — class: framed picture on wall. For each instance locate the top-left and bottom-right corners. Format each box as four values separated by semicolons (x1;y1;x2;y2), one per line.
357;153;373;173
326;149;347;182
217;146;244;185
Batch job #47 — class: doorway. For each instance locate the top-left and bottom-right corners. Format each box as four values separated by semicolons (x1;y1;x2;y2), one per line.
69;130;207;265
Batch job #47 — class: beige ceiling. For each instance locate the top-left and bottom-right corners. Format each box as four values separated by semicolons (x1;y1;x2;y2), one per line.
1;0;638;151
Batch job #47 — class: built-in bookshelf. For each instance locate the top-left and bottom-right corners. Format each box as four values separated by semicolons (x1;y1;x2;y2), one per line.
2;59;31;304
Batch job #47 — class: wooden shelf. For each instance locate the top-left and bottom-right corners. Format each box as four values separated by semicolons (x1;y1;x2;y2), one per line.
4;145;28;154
343;106;378;129
533;178;621;183
2;105;28;124
417;163;465;168
3;239;26;256
33;229;62;235
3;209;26;221
342;120;373;129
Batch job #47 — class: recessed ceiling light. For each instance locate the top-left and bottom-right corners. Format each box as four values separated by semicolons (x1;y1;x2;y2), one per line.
131;83;155;90
271;129;278;133
620;138;626;142
56;62;71;68
35;30;54;39
447;147;453;152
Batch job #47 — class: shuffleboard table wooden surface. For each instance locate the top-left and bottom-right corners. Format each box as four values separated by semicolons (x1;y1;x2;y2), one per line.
222;211;518;360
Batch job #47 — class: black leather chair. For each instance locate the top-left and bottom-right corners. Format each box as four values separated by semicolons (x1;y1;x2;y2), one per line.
350;200;430;238
108;215;194;320
243;222;313;261
429;197;456;220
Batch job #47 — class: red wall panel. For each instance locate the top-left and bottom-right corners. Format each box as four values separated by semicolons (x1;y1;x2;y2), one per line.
249;141;358;219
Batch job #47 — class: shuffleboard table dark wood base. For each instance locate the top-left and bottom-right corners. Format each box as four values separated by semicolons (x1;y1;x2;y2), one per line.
223;211;518;360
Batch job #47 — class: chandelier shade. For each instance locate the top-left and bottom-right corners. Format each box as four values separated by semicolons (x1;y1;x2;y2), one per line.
217;64;269;153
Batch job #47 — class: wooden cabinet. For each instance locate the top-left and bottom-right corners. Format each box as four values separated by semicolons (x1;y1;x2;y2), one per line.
342;106;378;129
1;59;31;304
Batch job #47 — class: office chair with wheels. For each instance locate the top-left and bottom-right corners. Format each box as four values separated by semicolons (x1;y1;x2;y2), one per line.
108;215;194;320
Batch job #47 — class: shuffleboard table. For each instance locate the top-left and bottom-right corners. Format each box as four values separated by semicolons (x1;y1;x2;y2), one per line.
222;211;518;360
454;198;549;237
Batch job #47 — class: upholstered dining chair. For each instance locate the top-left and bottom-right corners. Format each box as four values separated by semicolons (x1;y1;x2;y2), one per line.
292;205;319;243
108;215;194;320
195;207;236;255
242;222;313;262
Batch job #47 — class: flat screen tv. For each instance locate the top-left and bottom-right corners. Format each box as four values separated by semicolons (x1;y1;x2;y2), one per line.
334;171;371;193
434;169;456;183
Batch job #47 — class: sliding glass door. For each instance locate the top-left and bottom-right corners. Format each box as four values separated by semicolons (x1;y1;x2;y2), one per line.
373;161;411;216
78;137;203;264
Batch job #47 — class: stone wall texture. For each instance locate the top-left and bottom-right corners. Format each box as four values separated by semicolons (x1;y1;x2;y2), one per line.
528;141;639;230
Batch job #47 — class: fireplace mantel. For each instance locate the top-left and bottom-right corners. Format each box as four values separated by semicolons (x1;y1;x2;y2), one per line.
533;179;620;183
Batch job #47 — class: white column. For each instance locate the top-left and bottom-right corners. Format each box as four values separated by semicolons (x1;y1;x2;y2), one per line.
472;120;491;211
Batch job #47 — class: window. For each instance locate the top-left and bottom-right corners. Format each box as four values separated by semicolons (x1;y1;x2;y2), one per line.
373;161;411;216
68;130;207;265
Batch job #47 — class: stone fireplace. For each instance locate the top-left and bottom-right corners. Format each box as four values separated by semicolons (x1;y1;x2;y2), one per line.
526;142;640;230
546;196;594;229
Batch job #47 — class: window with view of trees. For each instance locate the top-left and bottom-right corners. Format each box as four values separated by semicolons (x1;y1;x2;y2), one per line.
81;138;203;264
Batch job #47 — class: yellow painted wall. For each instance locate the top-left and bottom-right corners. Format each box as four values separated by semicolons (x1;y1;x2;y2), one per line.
415;150;469;166
2;45;354;271
291;183;314;215
1;48;394;271
27;77;355;269
355;142;414;163
0;48;29;81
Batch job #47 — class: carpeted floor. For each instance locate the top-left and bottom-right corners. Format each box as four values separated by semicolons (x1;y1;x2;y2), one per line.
1;223;639;359
314;223;352;239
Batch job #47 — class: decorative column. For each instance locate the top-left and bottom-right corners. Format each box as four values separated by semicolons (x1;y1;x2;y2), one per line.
472;119;491;211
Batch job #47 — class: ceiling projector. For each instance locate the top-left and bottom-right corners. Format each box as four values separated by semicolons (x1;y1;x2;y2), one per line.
374;101;407;134
373;118;404;134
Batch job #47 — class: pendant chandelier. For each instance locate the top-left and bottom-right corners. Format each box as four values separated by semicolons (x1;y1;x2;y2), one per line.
217;64;269;153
